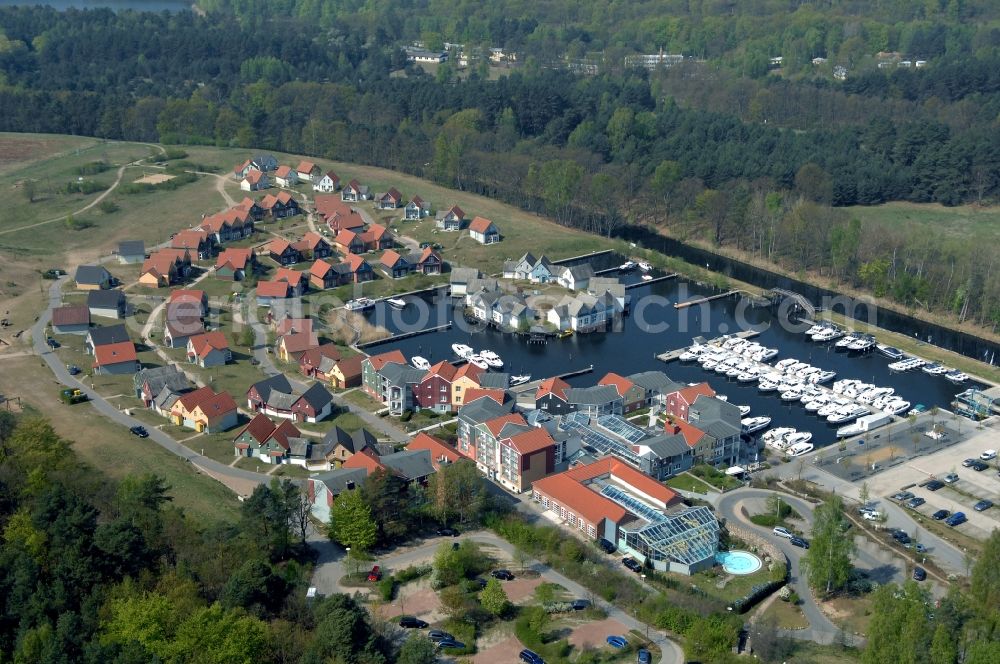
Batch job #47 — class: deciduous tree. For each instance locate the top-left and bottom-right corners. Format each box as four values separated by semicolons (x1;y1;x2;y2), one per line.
802;495;855;595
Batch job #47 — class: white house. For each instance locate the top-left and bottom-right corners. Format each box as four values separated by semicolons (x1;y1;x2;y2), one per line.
313;171;340;193
404;196;431;220
468;216;500;244
274;165;298;188
547;292;621;332
554;263;594;291
296;161;321;182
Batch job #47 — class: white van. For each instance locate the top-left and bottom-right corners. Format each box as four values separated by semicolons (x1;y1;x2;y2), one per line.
981;450;997;461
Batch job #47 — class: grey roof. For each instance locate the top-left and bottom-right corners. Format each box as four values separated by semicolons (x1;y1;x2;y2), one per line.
642;433;693;459
87;324;129;347
458;397;513;425
75;264;111;285
136;364;192;395
566;385;622;406
87;289;125;309
322;426;378;454
250;374;293;402
563;263;594;280
628;371;684;394
288;437;312;458
688;395;742;439
450;267;480;284
477;373;509;389
118;240;145;256
380;449;435;480
470;290;500;309
589;276;625;297
153;386;182;412
314;467;369;495
266;391;297;410
525;409;553;427
380;363;425;387
299;382;333;411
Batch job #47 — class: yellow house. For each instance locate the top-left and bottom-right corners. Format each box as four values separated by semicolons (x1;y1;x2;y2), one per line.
329;355;363;390
139;255;175;288
169;386;240;433
451;363;486;409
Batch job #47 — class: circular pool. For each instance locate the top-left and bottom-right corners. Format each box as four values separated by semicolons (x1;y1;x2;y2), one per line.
716;550;762;575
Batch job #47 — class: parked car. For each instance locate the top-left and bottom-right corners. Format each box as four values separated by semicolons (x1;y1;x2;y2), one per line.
932;509;950;520
129;425;149;438
925;480;944;491
598;538;617;554
913;567;927;582
67;364;81;375
863;511;881;521
46;337;60;348
944;473;959;483
962;459;976;468
945;512;967;527
974;499;994;512
772;526;793;539
906;497;926;509
571;599;591;611
914;543;927;554
428;630;453;643
519;649;544;664
892;491;914;502
398;616;428;629
970;460;989;472
367;565;382;582
491;569;514;581
436;527;459;537
981;450;997;461
790;536;810;549
622;557;642;572
471;578;488;589
437;639;466;650
637;649;652;664
606;636;628;649
892;530;911;544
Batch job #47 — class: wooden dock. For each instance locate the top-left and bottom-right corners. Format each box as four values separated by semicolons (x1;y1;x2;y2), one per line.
656;329;762;363
356;322;452;349
551;249;613;265
625;273;678;289
674;290;740;309
510;364;595;394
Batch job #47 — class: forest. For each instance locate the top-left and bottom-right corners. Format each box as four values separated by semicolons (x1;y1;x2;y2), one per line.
0;3;998;331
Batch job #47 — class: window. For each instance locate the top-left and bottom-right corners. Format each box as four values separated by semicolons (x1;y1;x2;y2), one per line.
587;525;596;537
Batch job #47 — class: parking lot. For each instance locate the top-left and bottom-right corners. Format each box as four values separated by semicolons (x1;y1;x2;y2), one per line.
863;423;1000;540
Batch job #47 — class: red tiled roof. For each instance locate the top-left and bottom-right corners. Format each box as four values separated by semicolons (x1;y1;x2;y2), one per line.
278;330;320;354
417;247;440;264
344;448;383;473
380;249;404;268
268;238;292;255
275;165;293;178
536;377;570;401
345;253;368;271
175;385;215;411
187;330;229;359
347;178;363;191
410;195;424;205
171;229;209;250
505;427;555;455
366;349;406;370
157;248;192;263
483;412;526;437
275;317;313;336
563;457;680;507
256;280;291;298
296;160;318;174
93;341;136;367
215;247;252;271
446;205;464;218
531;473;628;525
300;231;326;249
454;363;484;382
423;360;457;382
52;304;90;326
368;223;389;240
663;418;706;448
234;159;251;174
299;343;342;368
269;419;301;450
274;267;303;287
198;391;238;418
169;289;206;305
235;412;276;444
309;259;334;278
336;229;359;246
141;254;175;279
674;382;715;406
463;387;505;405
244;169;264;184
408;433;463;467
334;355;364;379
469;216;495;233
598;372;635;398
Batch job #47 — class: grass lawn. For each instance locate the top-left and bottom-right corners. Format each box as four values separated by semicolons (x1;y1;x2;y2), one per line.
846;201;1000;243
688;464;743;491
762;598;810;629
679;566;777;605
665;472;716;494
303;409;369;434
821;594;874;637
341;389;386;413
0;356;240;523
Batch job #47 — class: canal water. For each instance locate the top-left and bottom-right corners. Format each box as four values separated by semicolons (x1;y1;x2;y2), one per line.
360;256;983;451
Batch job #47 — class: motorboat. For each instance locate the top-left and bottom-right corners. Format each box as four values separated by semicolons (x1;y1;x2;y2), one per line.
763;427;795;445
848;336;876;352
737;371;758;383
345;297;375;311
638;261;652;272
922;363;950;376
775;358;798;371
756;347;779;362
827;405;868;424
812;327;843;342
738;405;751;416
945;371;969;384
741;416;772;434
857;387;893;404
386;297;407;310
479;350;504;368
641;274;654;281
883;399;911;416
835;333;860;350
804;397;829;412
618;261;637;272
678;350;700;362
876;344;905;360
784;431;813;447
411;356;430;370
810;370;837;384
510;374;531;386
804;322;828;336
452;343;474;358
780;388;804;402
702;359;719;371
758;379;780;392
466;354;489;370
787;441;815;457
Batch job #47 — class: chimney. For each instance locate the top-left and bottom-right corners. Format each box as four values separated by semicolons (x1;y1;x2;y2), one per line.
346;480;355;491
672;424;681;435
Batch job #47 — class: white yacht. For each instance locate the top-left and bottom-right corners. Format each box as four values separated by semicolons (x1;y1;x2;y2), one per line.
638;261;652;272
641;274;654;281
756;347;779;362
876;344;905;360
345;297;375;311
812;327;843;342
738;405;751;416
827;405;868;424
848;336;875;352
784;431;813;447
467;354;489;370
678;350;700;362
787;441;815;457
763;427;795;445
741;416;772;434
618;260;637;272
883;399;911;416
835;333;860;350
945;370;968;384
811;370;837;384
510;374;531;386
479;350;504;368
780;388;804;402
452;343;474;358
804;397;829;412
411;356;431;370
922;363;950;376
758;379;780;392
386;297;407;310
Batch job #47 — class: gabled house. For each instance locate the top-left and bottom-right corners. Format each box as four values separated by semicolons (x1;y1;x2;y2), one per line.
93;341;139;375
322;426;380;466
598;373;646;413
535;377;572;414
472;412;557;493
247;377;334;424
297;231;333;259
169;289;208;317
233;413;307;465
628;371;684;408
296;161;321;182
273;267;306;296
375;187;403;209
360;349;408;401
74;265;113;291
233;159;254;180
215;247;256;281
686;395;743;468
260;191;300;219
436;205;465;231
274;165;298;188
250;154;279;172
309;259;340;290
554;263;594;291
313;171;340;193
411;247;443;275
547;292;621;332
502;253;555;283
87;289;126;319
663;382;716;421
379;449;436;484
163;293;206;348
404;196;431;220
171;229;214;260
51;304;90;335
308;468;369;522
450;362;485;409
363;223;394;250
449;267;481;297
455;392;516;460
379;250;412;279
414;361;458;413
134;365;192;409
298;343;342;379
341;179;370;202
339;254;374;284
381;363;426;415
268;238;302;265
468;216;500;244
316;195;365;234
117;240;145;264
328;355;364;390
256;280;293;307
275;327;320;362
85;324;129;355
334;229;367;255
408;433;464;470
139;254;177;288
241;168;270;192
186;330;231;368
566;385;623;417
201;206;255;243
236;196;265;221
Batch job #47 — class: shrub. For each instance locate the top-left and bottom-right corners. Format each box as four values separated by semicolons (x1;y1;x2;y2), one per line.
75;160;109;175
395;564;431;584
400;410;413;422
98;199;119;214
377;577;395;601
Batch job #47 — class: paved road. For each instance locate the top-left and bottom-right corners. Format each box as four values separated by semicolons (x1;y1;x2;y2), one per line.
33;276;275;492
716;488;871;646
766;461;967;576
309;529;685;664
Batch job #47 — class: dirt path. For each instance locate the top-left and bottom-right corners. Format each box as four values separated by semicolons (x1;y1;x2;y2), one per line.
212;172;237;207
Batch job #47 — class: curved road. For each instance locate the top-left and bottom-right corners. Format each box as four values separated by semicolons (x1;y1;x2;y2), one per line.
309;528;685;664
718;488;886;646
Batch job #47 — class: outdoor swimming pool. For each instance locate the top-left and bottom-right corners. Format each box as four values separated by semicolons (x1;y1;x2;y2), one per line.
716;550;762;575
